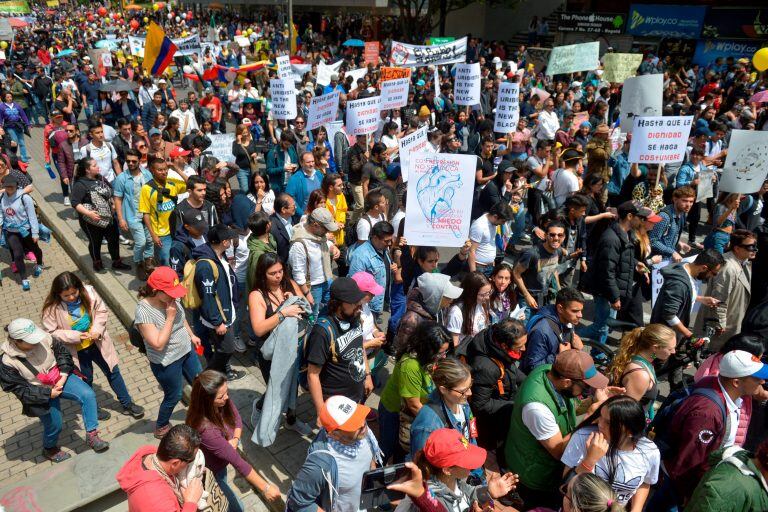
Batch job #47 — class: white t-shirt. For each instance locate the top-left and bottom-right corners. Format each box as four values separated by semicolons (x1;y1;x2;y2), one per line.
469;214;496;265
83;142;118;183
391;210;405;237
445;303;488;340
356;213;385;242
552;168;579;207
288;238;333;286
561;426;660;506
522;402;560;440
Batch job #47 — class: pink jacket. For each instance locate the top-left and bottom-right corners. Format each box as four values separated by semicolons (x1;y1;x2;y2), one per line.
694;352;752;446
116;445;197;512
41;285;120;372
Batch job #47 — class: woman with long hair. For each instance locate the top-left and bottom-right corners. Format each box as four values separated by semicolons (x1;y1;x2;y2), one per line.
444;272;491;347
185;370;281;511
41;271;144;420
703;192;742;253
206;178;234;226
561;395;659;510
489;262;521;324
378;322;452;463
621;213;663;327
232;123;259;192
607;325;676;421
300;189;326;226
558;473;624;512
307;126;337;174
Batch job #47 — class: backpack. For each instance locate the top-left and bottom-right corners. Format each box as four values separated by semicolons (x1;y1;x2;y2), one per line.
299;316;339;391
128;321;146;354
344;215;373;260
649;386;727;459
180;258;225;318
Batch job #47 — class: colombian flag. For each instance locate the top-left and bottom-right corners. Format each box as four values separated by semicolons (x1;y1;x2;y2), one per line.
142;22;177;77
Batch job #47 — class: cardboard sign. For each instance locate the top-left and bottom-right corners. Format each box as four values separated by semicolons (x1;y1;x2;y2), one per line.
364;41;380;65
453;63;481;106
270;79;297;120
719;130;768;194
276;55;291;80
317;60;343;86
620;74;663;134
101;52;113;69
628;116;693;164
381;78;410;110
389;37;467;67
207;134;236;163
494;82;520;134
381;66;411;82
399;126;429;182
307;91;340;130
602;53;643;83
346;96;381;136
546;41;600;76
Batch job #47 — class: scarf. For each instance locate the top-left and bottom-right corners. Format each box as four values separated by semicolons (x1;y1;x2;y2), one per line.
66;299;92;332
149;454;185;507
291;223;333;281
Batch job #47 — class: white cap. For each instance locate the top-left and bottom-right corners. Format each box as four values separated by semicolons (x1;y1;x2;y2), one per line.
720;350;768;379
7;318;48;345
571;81;582;88
492;56;501;63
442;280;463;300
158;78;167;84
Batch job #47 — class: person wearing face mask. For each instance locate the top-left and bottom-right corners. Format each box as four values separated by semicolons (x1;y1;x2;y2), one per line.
287;396;381;512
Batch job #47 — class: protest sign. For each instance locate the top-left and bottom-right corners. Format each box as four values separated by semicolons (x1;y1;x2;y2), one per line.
325;121;345;150
206;134;236;163
317;60;343;86
494;82;520;134
389;37;467;67
128;35;145;57
620;74;663;134
404;153;476;246
347;67;369;91
628;116;693;164
234;36;250;47
101;52;113;69
526;47;551;73
270;79;297;120
571;112;590;135
719;130;768;194
652;256;697;307
697;169;715;202
128;34;201;58
530;87;550;103
399;126;429;182
364;41;380;65
602;53;643;83
380;67;411;82
546;41;599;76
453;63;481;106
381;78;410;110
276;55;291;80
307;91;340;130
346;96;381;136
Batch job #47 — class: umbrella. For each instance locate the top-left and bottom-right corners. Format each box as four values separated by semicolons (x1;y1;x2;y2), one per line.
54;49;76;58
98;79;137;92
342;39;365;47
8;18;29;29
749;90;768;104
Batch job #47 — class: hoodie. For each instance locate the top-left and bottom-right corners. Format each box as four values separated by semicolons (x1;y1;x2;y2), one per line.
246;234;277;292
0;190;38;236
394;273;454;350
650;262;694;334
116;445;197;512
521;305;572;374
192;243;236;327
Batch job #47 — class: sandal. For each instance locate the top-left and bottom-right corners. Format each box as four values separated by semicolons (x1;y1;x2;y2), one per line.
43;447;71;463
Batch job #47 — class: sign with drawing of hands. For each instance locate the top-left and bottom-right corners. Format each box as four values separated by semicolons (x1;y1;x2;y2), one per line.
719;130;768;194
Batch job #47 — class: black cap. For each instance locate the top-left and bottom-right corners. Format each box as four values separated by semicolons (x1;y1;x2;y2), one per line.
617;200;639;217
50;109;63;117
330;277;365;304
2;174;19;187
181;210;208;233
498;160;516;174
208;224;237;244
560;148;584;163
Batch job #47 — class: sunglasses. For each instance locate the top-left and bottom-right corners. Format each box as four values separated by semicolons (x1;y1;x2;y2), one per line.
739;244;758;251
126;159;139;164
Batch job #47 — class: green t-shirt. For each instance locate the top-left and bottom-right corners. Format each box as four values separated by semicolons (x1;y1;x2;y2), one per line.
379;354;435;413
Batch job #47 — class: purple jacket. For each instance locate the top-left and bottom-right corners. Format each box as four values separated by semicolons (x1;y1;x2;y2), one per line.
0;102;29;128
197;402;251;476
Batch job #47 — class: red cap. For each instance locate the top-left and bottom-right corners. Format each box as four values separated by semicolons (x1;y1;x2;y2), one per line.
423;429;487;470
147;266;188;299
169;146;191;158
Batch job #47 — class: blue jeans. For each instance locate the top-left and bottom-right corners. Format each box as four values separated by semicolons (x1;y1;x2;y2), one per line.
39;374;99;449
310;281;332;319
128;220;154;263
576;295;615;346
377;403;400;463
7;125;28;162
77;343;133;408
149;351;202;428
236;168;251;193
155;234;173;266
510;205;527;245
645;472;680;512
703;229;730;254
214;468;245;512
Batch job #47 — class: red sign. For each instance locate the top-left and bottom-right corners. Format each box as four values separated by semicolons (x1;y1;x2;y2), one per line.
364;41;380;66
380;66;411;82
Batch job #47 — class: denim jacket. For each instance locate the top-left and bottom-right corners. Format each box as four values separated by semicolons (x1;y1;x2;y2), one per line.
348;240;391;314
112;169;152;224
650;204;686;258
607;150;631;195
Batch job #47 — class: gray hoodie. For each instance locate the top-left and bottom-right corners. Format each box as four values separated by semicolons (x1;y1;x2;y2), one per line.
416;273;458;317
0;190;38;237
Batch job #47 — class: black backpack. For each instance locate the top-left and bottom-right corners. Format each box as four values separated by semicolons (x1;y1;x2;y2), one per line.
128;322;146;354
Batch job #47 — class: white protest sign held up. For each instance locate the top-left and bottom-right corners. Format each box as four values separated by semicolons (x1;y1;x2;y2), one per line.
620;74;663;134
404;152;476;247
206;134;236;163
719;130;768;194
269;79;297;120
276;55;292;80
381;78;410;110
347;67;370;91
307;91;340;130
317;60;343;86
453;63;481;106
651;256;698;307
389;37;467;67
399;126;429;182
628;116;693;164
494;82;520;133
346;96;381;136
546;41;599;76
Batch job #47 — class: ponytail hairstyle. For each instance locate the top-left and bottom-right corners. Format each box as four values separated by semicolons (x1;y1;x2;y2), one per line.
431;357;471;393
607;324;675;385
568;473;623;512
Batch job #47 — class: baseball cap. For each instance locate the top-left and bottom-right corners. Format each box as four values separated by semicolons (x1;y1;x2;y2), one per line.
204;87;213;94
423;428;487;470
351;272;384;296
720;350;768;379
330;73;339;81
147;266;188;299
319;395;370;432
571;81;582;88
416;273;463;300
553;349;609;389
695;126;713;137
2;174;19;187
208;224;237;244
169;146;191;158
181;210;208;232
7;318;48;345
637;206;662;223
148;128;162;137
330;277;366;304
309;207;339;232
50;109;63;117
158;78;167;84
617;200;639;218
560;147;584;164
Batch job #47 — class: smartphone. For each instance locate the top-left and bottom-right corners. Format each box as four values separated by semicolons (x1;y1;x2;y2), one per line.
359;463;409;510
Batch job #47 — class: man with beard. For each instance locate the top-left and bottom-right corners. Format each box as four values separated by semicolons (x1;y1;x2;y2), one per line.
306;278;373;420
505;349;611;510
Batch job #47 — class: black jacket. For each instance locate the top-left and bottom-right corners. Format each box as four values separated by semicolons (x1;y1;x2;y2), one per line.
591;222;636;302
650;263;693;333
270;212;292;263
0;341;75;417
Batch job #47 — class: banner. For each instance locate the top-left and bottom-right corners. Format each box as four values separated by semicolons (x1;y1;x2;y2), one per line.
546;41;599;76
719;131;768;194
276;55;291;80
620;74;663;134
0;19;12;40
0;0;30;13
381;66;411;82
346;96;381;136
628;116;693;164
270;79;297;120
403;153;476;247
127;34;201;58
206;134;236;163
453;63;481;106
380;78;409;110
364;41;380;65
307;91;340;130
317;60;343;86
325;121;345;151
557;12;625;35
389;37;467;67
602;53;643;83
627;4;706;39
692;40;766;67
399;126;429;182
494;82;520;134
430;37;455;45
702;8;768;39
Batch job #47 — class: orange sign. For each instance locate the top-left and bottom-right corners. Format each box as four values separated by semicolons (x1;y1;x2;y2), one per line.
380;66;411;82
364;41;380;65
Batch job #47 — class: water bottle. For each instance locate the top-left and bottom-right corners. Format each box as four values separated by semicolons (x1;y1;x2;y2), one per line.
45;163;56;179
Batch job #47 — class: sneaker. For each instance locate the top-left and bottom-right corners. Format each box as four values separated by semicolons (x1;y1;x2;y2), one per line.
21;279;30;291
33;265;42;277
63;196;71;206
119;235;132;246
97;408;111;421
226;369;246;382
42;447;71;463
112;261;131;271
284;418;313;436
24;252;36;263
86;430;109;452
154;423;171;439
122;403;145;419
